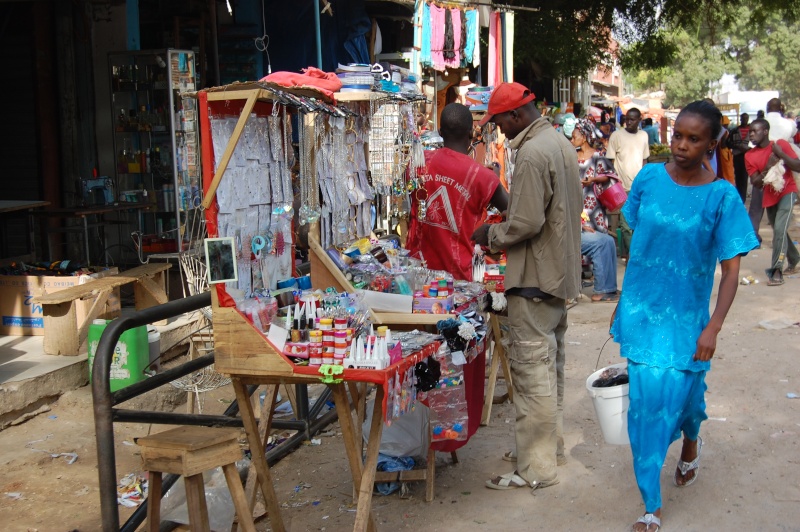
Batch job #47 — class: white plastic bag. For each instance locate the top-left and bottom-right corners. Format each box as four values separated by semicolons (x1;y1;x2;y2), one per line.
763;160;786;193
363;399;429;458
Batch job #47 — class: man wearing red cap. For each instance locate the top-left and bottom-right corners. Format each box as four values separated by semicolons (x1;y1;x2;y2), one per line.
473;82;582;491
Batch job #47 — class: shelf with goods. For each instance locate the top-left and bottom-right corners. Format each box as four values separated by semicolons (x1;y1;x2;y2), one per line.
108;49;198;254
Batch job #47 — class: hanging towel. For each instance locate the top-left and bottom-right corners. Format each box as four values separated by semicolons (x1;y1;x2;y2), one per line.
443;8;455;61
502;11;515;82
445;8;462;69
464;9;478;66
488;11;501;87
460;9;467;65
421;1;432;67
429;3;446;71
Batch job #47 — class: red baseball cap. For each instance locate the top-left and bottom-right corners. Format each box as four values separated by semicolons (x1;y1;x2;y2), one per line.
479;82;536;126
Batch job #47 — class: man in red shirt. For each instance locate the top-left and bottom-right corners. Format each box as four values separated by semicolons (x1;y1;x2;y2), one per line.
407;103;508;280
745;118;800;285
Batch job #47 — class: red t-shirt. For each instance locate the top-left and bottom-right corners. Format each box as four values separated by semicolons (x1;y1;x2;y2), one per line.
745;140;798;208
407;148;500;281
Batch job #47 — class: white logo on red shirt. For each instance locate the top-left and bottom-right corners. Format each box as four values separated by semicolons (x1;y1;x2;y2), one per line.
423;186;458;233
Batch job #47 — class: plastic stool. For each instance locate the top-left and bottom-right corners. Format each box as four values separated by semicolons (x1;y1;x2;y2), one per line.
137;426;256;532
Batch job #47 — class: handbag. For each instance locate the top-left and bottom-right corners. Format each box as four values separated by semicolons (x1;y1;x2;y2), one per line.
595;179;628;212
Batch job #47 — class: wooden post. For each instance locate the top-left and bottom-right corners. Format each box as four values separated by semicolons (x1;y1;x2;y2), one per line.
231;378;285;532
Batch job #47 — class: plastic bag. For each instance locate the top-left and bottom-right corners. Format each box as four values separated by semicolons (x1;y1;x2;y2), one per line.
160;459;249;531
363;399;429;458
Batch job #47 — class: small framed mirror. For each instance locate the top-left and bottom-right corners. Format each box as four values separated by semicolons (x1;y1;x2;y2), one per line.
204;237;238;285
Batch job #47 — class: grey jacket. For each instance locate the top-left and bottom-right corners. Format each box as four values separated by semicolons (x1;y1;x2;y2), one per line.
488;117;582;300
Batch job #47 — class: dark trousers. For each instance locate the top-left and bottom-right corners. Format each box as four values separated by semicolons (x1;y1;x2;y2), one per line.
733;153;748;203
748;185;764;243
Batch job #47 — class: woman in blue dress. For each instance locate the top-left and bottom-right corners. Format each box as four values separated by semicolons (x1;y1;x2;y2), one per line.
611;100;758;532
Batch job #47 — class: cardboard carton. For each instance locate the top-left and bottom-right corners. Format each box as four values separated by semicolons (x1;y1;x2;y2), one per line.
360;290;413;314
0;268;121;336
412;295;454;314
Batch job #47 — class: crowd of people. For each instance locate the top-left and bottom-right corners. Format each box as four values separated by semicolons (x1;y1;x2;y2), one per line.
406;82;800;531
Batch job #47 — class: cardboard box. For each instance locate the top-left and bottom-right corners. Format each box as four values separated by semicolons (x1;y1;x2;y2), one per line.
360;290;413;314
483;274;505;293
0;268;121;336
413;295;454;314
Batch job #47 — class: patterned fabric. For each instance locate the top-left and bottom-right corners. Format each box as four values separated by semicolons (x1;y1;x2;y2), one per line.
627;361;707;512
611;163;758;372
578;151;617;233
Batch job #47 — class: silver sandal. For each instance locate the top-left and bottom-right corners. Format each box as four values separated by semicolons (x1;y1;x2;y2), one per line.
674;436;703;487
634;513;661;531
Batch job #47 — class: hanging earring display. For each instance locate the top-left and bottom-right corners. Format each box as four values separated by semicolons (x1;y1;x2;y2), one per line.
306;114;321;223
298;114;310;226
281;105;294;215
415;186;428;221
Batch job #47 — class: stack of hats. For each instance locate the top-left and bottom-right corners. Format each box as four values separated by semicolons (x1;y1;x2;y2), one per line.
465;86;493;111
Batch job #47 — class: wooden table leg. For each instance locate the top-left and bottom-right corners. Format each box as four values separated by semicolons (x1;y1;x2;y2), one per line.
356;383;368;456
232;378;285;532
481;339;502;425
234;384;278;531
184;473;211;532
146;471;162;532
223;463;257;532
355;385;385;532
500;349;513;404
330;383;377;532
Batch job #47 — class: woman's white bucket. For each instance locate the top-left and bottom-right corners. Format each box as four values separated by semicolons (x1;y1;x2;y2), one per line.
585;363;630;445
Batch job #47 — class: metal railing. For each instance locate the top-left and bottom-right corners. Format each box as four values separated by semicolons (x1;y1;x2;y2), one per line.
92;292;338;531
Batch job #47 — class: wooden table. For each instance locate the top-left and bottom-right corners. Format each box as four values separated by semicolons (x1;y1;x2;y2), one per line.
481;313;514;425
34;202;151;265
33;263;170;355
213;297;441;532
0;200;50;262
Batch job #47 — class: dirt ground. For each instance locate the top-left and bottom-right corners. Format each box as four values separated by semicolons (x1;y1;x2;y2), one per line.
1;222;800;532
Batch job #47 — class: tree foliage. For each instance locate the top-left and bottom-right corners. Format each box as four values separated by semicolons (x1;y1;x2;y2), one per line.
726;8;800;112
511;0;799;85
623;6;800;109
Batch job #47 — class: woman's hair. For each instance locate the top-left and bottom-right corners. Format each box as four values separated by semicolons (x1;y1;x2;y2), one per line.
678;100;722;140
574;118;604;150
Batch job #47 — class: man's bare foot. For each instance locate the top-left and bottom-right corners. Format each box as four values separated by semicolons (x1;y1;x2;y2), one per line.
674;437;701;486
632;509;661;531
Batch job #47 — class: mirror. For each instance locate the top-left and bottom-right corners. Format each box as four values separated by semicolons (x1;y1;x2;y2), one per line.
204;237;238;285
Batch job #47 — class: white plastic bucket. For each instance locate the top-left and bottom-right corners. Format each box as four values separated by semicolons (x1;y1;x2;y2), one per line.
585;363;630;445
147;327;161;372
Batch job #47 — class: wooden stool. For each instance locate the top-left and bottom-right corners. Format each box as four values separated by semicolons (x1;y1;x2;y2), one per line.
137;426;256;532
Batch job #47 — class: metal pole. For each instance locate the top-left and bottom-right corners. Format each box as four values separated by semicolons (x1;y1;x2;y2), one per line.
93;293;210;531
314;0;322;68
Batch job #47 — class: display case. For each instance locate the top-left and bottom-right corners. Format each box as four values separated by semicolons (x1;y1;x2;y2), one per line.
108;49;201;254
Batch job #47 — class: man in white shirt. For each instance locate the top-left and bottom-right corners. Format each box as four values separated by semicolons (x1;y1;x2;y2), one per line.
606;107;650;260
766;98;797;142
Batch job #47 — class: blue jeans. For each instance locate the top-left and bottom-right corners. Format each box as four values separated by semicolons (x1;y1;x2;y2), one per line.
581;230;618;294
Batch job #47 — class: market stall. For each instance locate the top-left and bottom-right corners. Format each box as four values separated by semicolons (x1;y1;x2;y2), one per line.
195;78;491;530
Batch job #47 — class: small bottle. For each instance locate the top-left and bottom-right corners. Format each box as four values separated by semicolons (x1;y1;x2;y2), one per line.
438;279;448;298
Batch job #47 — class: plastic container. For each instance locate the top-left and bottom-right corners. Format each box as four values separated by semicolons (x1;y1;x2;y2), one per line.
147;326;161;372
88;319;149;392
585;363;630;445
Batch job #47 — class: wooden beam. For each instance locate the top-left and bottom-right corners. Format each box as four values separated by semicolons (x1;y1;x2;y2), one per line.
76;288;111;345
231;379;285;532
201;91;258;209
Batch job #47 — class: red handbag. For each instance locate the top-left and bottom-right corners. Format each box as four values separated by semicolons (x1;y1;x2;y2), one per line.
595;179;628;212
